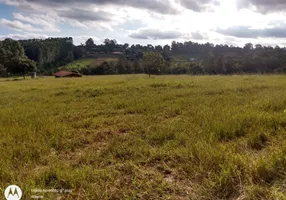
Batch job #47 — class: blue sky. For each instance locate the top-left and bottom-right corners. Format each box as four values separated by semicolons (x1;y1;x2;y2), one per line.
0;4;14;34
1;0;286;47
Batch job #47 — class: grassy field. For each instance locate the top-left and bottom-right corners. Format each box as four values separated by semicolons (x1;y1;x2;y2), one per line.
0;75;286;199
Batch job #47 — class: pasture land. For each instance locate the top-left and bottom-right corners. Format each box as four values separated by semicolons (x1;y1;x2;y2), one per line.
61;57;119;71
60;58;95;71
0;75;286;199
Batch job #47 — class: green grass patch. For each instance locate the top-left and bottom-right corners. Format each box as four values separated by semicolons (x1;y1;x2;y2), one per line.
60;58;95;71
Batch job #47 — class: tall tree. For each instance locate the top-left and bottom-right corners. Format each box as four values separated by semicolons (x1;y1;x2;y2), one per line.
6;57;36;79
85;38;95;50
0;38;25;65
0;38;36;77
66;51;74;62
244;43;254;52
143;52;164;77
0;64;6;76
20;37;74;70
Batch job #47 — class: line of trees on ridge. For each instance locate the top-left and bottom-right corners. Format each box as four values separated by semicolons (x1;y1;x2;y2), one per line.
1;37;286;77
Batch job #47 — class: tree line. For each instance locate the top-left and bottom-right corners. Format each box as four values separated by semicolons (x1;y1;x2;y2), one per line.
19;37;74;73
0;39;36;79
77;38;286;75
0;37;286;78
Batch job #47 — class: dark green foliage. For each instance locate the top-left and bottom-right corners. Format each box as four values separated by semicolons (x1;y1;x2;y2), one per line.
0;38;25;56
116;56;130;74
73;46;86;59
133;59;143;73
99;61;114;75
85;38;95;51
143;52;164;77
0;39;36;78
104;38;117;52
0;38;25;66
6;57;37;79
81;61;117;75
2;36;286;76
190;62;204;74
0;64;6;76
66;51;74;63
171;41;286;74
169;63;189;74
204;53;216;74
19;37;74;72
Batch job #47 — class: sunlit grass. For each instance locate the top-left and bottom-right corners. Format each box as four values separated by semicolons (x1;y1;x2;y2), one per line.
60;58;95;71
0;75;285;199
60;57;119;71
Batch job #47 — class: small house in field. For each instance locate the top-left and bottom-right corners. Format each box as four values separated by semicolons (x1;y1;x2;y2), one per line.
54;70;82;78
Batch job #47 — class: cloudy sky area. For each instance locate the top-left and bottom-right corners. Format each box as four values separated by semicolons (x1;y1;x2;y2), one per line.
1;0;286;47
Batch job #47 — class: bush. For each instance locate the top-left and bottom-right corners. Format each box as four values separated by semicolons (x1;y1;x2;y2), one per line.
81;61;117;75
190;62;204;75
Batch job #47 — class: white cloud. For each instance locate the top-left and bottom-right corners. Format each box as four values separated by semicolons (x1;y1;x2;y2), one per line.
236;0;286;13
13;13;60;32
0;0;286;47
128;27;209;41
0;33;102;45
72;35;101;45
0;19;43;32
129;28;183;39
0;33;49;40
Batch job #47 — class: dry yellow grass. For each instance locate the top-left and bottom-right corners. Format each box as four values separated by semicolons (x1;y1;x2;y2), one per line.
0;75;286;199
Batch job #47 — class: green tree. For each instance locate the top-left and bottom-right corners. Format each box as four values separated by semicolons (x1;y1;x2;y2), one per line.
117;56;129;74
97;61;114;75
255;44;263;50
214;55;226;74
162;45;171;60
104;38;117;52
6;57;37;79
243;43;254;52
143;52;164;77
164;59;172;73
85;38;95;50
203;53;216;74
0;38;25;65
0;64;6;76
20;37;74;71
66;51;74;63
73;46;86;59
190;62;204;75
0;38;36;78
133;60;142;73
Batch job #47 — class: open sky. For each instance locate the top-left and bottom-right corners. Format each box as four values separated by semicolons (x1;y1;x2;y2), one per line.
1;0;286;47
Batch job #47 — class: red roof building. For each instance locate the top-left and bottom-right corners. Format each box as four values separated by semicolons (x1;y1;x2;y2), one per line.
54;70;82;78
